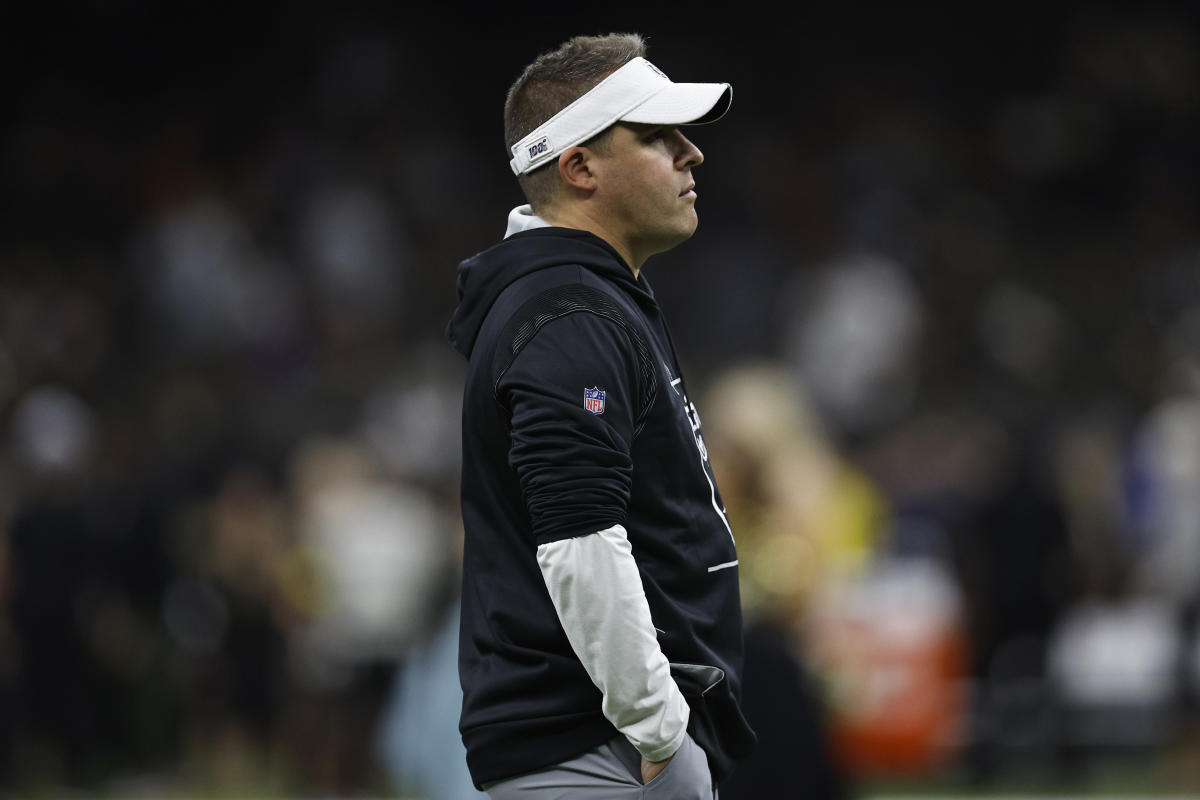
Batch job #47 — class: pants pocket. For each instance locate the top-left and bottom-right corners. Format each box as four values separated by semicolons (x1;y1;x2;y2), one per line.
642;733;713;799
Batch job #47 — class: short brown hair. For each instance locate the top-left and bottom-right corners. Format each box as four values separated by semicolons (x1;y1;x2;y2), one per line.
504;33;646;211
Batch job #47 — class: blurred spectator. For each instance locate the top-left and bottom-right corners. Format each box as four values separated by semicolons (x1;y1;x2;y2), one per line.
376;598;485;800
130;195;303;359
282;437;456;792
703;364;859;797
288;437;451;672
1050;596;1182;750
1130;396;1200;605
296;182;406;340
781;252;923;438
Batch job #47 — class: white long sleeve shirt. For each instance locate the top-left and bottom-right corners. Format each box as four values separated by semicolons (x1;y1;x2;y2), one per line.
537;523;690;761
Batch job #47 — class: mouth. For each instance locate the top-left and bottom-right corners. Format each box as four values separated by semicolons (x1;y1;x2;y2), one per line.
679;183;696;199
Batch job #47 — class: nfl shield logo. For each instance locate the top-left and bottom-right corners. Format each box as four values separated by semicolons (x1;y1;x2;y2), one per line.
584;387;606;415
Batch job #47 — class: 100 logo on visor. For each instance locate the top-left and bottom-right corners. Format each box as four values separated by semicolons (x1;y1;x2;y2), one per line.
528;136;550;159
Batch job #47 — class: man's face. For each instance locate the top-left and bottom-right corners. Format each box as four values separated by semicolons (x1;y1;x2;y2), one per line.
588;122;705;264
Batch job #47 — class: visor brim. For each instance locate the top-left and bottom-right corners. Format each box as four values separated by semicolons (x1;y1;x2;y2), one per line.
621;82;732;126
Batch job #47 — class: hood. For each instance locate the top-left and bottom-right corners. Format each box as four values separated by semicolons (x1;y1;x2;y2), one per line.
446;226;654;359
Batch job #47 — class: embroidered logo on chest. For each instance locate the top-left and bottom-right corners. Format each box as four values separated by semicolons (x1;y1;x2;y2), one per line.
584;387;606;415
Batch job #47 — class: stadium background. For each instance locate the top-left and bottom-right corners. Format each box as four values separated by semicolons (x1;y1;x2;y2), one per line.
3;3;1200;796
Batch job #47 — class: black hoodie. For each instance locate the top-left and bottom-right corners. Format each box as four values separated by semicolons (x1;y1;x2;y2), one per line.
446;226;755;788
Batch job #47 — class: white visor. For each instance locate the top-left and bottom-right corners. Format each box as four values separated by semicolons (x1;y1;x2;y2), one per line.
509;57;732;175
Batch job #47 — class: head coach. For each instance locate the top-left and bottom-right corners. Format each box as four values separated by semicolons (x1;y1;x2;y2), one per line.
446;33;756;798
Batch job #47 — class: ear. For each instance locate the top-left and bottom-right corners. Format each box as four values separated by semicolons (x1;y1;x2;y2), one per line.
557;146;597;193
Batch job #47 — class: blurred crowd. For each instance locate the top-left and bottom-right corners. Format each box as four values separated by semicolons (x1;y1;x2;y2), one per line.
3;4;1200;796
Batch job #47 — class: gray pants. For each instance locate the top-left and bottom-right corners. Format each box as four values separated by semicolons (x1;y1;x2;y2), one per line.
484;733;717;799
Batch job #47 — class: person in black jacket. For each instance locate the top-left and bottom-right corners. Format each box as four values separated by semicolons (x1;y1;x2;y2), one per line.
445;33;754;798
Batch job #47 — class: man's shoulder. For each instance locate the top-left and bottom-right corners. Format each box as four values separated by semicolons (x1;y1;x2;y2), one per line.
495;278;641;366
474;267;651;399
491;261;637;336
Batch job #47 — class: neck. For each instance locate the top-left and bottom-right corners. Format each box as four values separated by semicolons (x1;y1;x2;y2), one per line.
540;205;643;277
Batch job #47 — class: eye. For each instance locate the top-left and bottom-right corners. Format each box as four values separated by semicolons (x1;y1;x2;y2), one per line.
645;128;667;142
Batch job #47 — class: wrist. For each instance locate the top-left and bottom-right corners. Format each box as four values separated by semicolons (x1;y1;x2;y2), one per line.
633;722;687;763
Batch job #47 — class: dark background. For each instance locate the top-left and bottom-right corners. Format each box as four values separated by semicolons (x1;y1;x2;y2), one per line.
3;3;1200;796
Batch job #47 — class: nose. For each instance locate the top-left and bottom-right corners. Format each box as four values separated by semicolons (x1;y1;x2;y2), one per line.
671;130;704;169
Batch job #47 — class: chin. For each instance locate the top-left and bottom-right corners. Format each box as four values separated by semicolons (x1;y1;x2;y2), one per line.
665;228;698;253
680;214;699;239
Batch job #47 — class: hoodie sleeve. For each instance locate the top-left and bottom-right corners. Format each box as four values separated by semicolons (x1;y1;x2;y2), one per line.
497;306;647;545
497;306;688;761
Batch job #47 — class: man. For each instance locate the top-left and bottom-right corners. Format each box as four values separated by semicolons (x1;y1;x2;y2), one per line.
446;33;755;798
